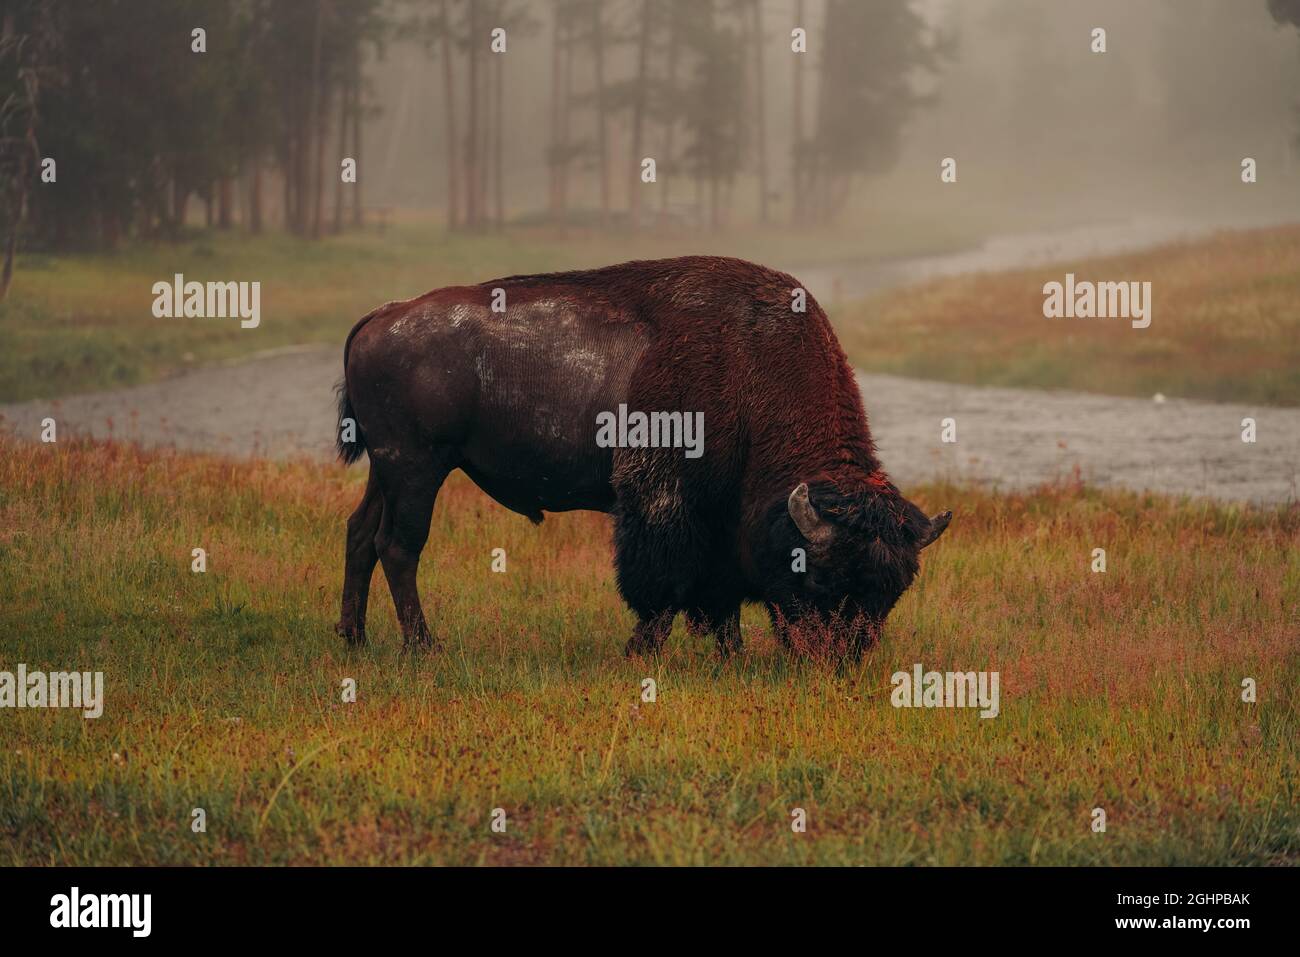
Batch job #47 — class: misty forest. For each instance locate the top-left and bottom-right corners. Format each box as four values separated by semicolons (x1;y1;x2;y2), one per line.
4;0;1300;295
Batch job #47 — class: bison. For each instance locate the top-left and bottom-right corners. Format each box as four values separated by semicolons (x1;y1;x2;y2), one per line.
334;255;950;657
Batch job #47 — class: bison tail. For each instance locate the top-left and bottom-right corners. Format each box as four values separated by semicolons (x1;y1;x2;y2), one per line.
335;379;366;465
336;302;391;465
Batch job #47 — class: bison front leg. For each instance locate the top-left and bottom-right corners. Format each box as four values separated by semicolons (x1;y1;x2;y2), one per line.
847;615;883;661
336;465;383;646
712;608;743;659
764;601;791;650
624;609;676;658
688;604;743;660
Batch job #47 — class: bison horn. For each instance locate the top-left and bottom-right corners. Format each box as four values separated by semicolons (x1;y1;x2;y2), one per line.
918;509;953;549
788;483;831;543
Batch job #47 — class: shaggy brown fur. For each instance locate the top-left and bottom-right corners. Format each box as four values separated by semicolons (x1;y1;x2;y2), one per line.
335;256;950;656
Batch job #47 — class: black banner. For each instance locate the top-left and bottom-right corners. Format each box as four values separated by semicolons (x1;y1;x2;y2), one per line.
0;866;1284;944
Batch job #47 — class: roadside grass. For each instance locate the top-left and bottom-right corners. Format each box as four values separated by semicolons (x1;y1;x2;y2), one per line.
832;224;1300;406
1;435;1296;865
0;214;980;404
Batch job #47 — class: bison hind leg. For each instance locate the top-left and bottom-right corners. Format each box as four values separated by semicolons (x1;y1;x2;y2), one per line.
370;450;455;650
337;464;384;646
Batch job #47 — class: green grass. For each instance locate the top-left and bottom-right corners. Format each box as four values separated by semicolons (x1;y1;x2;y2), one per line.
832;224;1300;406
1;436;1296;865
0;214;981;403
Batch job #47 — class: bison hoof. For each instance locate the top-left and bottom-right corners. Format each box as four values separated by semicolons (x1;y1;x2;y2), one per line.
400;628;440;653
400;639;439;655
335;622;367;647
623;638;661;659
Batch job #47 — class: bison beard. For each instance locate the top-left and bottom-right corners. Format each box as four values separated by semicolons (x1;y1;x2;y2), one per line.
333;256;950;657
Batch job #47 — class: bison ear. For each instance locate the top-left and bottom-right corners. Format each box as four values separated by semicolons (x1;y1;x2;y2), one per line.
788;483;832;544
918;510;952;549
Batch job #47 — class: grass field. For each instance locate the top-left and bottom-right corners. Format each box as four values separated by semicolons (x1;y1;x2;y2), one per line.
1;435;1296;865
0;214;981;404
834;224;1300;407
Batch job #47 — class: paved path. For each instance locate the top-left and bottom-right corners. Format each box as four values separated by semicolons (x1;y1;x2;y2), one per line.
3;217;1296;504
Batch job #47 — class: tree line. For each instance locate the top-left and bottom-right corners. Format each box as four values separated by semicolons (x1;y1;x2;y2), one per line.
530;0;944;232
0;0;947;297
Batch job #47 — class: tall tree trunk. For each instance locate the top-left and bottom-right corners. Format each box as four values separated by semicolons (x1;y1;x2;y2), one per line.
629;0;652;225
694;158;703;222
750;0;768;224
478;19;491;227
172;176;188;235
493;37;504;230
0;109;34;303
218;178;233;229
812;0;835;225
103;209;121;249
0;176;25;303
283;133;295;231
307;0;326;238
334;57;349;234
251;159;264;233
659;3;679;224
350;55;363;228
290;68;304;232
0;10;35;298
558;14;574;229
592;2;609;227
791;0;805;224
547;2;562;220
0;218;20;303
440;0;460;230
705;0;719;231
313;86;329;238
465;1;479;228
238;160;250;229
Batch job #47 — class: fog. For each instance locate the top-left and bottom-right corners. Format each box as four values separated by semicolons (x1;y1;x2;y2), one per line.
364;0;1300;237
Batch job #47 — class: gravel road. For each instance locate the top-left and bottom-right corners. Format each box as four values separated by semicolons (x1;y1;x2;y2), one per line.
3;218;1296;504
3;345;1295;504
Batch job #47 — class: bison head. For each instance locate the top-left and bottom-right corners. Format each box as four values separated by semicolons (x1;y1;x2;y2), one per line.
764;480;951;651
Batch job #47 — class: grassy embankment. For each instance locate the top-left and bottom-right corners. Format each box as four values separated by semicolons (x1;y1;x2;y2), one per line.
833;224;1300;406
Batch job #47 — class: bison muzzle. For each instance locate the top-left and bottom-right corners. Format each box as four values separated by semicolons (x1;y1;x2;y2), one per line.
334;256;950;657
